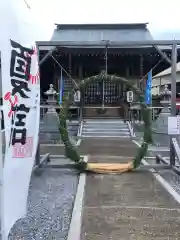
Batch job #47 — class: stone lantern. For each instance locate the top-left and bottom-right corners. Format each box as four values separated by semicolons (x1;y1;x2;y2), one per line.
160;84;171;109
39;84;60;143
44;84;57;105
152;85;171;146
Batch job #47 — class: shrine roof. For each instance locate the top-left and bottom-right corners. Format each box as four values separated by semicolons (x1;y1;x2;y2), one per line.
51;23;153;43
39;23;179;52
55;23;149;30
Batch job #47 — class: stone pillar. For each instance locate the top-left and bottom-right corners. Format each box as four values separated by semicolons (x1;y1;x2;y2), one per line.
39;84;60;144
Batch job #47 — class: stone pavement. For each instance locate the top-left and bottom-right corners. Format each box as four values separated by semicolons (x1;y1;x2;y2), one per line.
40;138;138;157
80;140;180;240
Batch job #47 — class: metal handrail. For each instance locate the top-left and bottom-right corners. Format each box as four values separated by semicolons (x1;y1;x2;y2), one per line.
172;138;180;165
77;120;83;138
40;105;79;109
126;107;135;137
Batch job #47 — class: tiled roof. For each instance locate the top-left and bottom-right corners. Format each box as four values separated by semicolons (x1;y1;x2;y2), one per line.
51;23;153;43
153;61;180;78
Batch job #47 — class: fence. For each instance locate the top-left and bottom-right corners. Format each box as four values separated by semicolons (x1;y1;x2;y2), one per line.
0;105;171;127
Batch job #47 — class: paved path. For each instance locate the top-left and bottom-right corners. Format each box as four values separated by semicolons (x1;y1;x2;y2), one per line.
40;138;138;157
80;139;180;240
40;137;180;239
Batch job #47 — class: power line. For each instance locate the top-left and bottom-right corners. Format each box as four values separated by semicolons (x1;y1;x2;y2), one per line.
23;0;31;9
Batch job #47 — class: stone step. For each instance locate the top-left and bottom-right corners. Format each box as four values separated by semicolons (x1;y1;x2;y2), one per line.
82;135;130;138
82;119;130;138
82;132;130;136
83;108;121;118
84;122;127;125
84;123;128;128
83;119;125;123
83;116;121;119
83;122;127;127
82;129;130;134
83;128;129;132
82;131;130;137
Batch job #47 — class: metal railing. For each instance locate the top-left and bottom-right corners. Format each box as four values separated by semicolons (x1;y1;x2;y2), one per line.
129;106;163;122
156;138;180;175
126;106;165;137
127;107;135;137
172;138;180;165
40;105;80;121
0;105;169;122
77;120;83;138
0;105;172;143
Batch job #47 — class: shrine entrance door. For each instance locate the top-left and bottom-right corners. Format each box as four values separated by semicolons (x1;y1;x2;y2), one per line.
83;80;122;106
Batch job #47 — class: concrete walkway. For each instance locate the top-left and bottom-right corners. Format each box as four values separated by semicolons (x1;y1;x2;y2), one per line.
40;138;180;239
40;138;138;157
80;140;180;240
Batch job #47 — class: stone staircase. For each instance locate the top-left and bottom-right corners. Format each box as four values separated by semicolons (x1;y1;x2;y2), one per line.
83;108;121;118
82;119;131;138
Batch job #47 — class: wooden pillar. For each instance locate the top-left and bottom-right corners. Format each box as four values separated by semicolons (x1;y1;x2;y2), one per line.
68;53;72;76
139;54;144;90
122;66;130;97
78;63;83;79
53;61;59;91
140;55;143;77
126;66;130;78
139;54;144;120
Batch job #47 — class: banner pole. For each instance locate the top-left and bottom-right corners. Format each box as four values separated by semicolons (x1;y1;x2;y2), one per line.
0;109;5;240
60;67;63;105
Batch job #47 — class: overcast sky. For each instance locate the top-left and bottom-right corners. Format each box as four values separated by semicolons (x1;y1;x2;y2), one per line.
6;0;180;40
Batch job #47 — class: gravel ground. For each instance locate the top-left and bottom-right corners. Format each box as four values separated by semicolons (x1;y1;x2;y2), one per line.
7;168;79;240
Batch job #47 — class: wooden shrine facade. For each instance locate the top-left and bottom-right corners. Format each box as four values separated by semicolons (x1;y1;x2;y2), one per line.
38;23;180;106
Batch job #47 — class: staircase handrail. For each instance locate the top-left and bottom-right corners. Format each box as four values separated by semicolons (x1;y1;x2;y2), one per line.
126;105;135;137
172;137;180;165
77;120;83;138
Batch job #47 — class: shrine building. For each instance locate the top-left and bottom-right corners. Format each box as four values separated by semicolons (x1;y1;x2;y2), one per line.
38;23;180;109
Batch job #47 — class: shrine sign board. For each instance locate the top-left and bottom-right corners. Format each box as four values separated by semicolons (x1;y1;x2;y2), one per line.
168;116;180;135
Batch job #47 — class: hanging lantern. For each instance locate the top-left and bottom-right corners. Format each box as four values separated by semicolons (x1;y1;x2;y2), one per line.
74;90;81;103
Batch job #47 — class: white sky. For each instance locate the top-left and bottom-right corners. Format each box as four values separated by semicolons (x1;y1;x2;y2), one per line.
9;0;180;40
